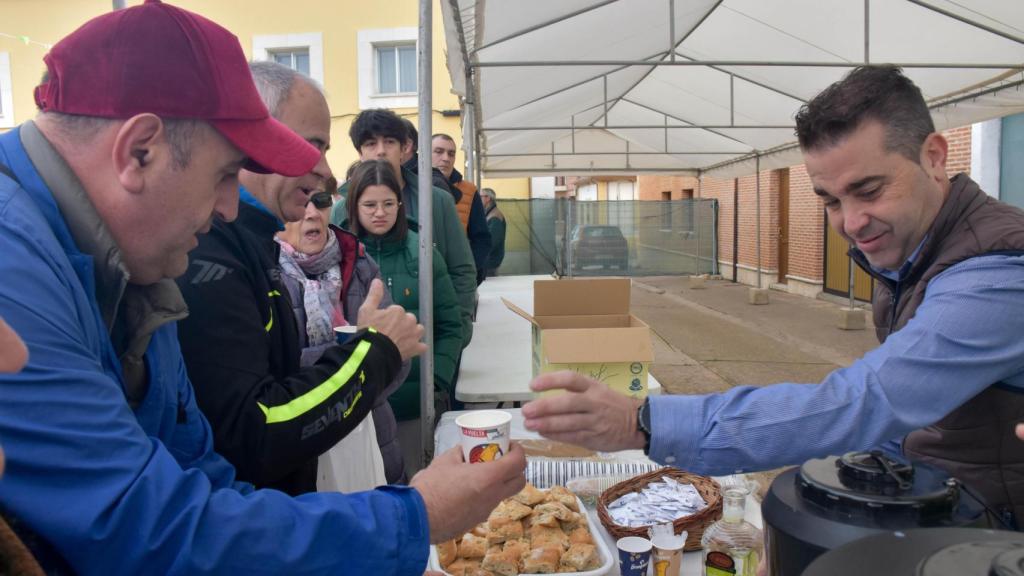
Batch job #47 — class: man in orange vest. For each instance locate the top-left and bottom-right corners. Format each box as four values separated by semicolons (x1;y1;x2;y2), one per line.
431;134;491;285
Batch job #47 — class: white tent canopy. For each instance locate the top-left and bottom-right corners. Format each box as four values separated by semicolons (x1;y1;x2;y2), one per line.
441;0;1024;179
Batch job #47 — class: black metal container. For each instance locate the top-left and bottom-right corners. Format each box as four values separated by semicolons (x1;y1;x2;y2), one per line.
760;451;988;576
803;527;1024;576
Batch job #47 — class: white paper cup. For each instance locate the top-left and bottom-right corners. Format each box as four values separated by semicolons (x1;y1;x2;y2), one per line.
652;531;687;576
455;410;511;463
334;325;359;345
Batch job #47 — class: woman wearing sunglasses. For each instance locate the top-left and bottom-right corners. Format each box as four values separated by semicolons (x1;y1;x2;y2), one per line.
276;184;411;488
346;159;463;477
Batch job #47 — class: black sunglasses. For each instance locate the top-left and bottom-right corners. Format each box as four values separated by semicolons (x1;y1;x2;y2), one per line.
308;192;333;209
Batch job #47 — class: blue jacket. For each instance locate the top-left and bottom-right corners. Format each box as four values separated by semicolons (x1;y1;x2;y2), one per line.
0;126;429;575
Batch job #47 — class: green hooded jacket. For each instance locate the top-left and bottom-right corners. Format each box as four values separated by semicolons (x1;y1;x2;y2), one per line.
359;227;463;421
332;166;476;346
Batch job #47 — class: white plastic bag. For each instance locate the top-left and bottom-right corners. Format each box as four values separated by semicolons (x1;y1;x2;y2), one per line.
316;415;387;493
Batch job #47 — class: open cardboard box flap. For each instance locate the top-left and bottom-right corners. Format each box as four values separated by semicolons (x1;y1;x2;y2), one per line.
542;325;653;364
533;278;631;316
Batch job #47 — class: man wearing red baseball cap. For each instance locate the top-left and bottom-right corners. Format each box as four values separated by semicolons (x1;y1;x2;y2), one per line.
0;1;525;574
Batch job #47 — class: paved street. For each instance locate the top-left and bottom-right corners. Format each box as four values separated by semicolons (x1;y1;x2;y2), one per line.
627;276;879;495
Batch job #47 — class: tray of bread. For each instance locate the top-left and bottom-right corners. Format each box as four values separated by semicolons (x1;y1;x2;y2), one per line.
428;483;613;575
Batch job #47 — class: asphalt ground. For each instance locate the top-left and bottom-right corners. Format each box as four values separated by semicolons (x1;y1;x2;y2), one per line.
628;276;880;497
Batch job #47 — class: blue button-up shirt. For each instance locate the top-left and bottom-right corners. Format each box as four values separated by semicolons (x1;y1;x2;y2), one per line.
649;252;1024;475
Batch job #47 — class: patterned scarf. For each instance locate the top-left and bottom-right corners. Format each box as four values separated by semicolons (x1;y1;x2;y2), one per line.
277;231;347;347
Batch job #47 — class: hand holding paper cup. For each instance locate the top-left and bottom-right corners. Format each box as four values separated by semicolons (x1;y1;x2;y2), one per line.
334;325;359;345
455;410;511;463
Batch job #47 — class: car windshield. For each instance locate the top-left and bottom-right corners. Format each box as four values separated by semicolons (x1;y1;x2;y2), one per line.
584;227;621;238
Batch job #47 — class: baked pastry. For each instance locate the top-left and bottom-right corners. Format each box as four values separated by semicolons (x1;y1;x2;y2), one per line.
546;485;579;512
522;547;561;573
486;517;525;545
566;525;594;545
489;499;533;523
560;543;601;571
437;539;458;566
481;546;520;576
458;533;488;559
512;482;547;506
533;501;573;521
529;524;569;551
445;558;483;576
470;522;489;538
502;538;530;560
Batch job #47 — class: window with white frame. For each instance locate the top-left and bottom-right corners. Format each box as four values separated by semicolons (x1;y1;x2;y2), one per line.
358;28;417;109
252;33;323;85
270;48;310;76
0;53;14;129
375;43;416;95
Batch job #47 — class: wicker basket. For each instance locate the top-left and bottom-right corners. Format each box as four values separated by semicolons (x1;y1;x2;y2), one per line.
597;467;722;551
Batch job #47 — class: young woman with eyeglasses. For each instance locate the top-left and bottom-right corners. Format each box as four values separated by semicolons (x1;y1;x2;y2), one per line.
346;159;464;477
275;183;411;487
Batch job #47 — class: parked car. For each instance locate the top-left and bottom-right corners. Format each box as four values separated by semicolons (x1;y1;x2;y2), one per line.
570;225;629;270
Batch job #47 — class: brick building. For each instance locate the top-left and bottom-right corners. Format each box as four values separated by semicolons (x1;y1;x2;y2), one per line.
637;127;975;299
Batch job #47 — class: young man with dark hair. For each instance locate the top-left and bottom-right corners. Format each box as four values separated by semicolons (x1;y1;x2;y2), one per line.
523;65;1024;525
332;108;478;348
431;133;492;284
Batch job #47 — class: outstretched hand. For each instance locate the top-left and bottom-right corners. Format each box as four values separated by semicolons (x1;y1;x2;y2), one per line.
521;371;646;452
411;444;527;543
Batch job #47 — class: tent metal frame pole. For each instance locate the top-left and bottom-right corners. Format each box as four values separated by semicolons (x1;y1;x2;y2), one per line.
668;0;676;62
475;130;483;190
416;0;435;471
729;74;735;126
464;93;476;188
755;154;762;289
588;0;723;127
603;76;609;127
848;254;856;309
474;60;1023;69
471;0;620;54
481;124;793;131
571;115;576;153
482;168;701;174
864;0;870;63
487;151;754;157
905;0;1024;46
620;97;752;148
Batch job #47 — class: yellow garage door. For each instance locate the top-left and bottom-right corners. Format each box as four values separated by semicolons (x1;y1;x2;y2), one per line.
824;224;874;301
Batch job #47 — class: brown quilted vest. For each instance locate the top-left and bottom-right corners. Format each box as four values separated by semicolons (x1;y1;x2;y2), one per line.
452;180;476;232
855;173;1024;522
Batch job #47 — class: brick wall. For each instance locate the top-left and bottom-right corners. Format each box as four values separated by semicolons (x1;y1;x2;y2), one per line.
634;124;973;291
787;164;824;282
944;126;972;176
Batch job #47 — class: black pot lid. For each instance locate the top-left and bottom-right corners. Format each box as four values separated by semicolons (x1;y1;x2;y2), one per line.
803;528;1024;576
798;451;959;520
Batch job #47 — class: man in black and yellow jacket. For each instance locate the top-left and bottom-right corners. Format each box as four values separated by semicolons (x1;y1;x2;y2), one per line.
177;62;425;495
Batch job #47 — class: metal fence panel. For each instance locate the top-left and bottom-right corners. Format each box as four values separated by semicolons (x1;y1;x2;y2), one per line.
492;199;717;277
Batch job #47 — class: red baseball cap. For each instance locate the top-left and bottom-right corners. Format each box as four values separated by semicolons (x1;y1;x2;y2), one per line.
33;0;319;177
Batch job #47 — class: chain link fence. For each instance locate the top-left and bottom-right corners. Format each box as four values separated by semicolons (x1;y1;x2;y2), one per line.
493;198;718;277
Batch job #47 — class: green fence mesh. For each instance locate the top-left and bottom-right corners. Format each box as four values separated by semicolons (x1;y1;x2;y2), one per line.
492;198;718;277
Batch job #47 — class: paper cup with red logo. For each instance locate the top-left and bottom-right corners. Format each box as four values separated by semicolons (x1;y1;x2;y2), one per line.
455;410;511;463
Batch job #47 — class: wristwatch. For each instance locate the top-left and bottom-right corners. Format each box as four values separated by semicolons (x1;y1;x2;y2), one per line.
636;397;652;454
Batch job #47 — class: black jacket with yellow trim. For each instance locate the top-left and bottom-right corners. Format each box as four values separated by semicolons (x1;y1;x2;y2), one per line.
176;200;402;495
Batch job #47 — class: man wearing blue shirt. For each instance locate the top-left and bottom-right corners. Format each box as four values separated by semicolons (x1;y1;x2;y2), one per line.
523;65;1024;524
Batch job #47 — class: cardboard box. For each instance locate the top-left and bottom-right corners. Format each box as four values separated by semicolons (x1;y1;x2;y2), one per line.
503;278;653;399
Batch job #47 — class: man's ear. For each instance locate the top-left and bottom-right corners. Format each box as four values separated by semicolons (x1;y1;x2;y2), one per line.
111;113;165;194
920;132;948;183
